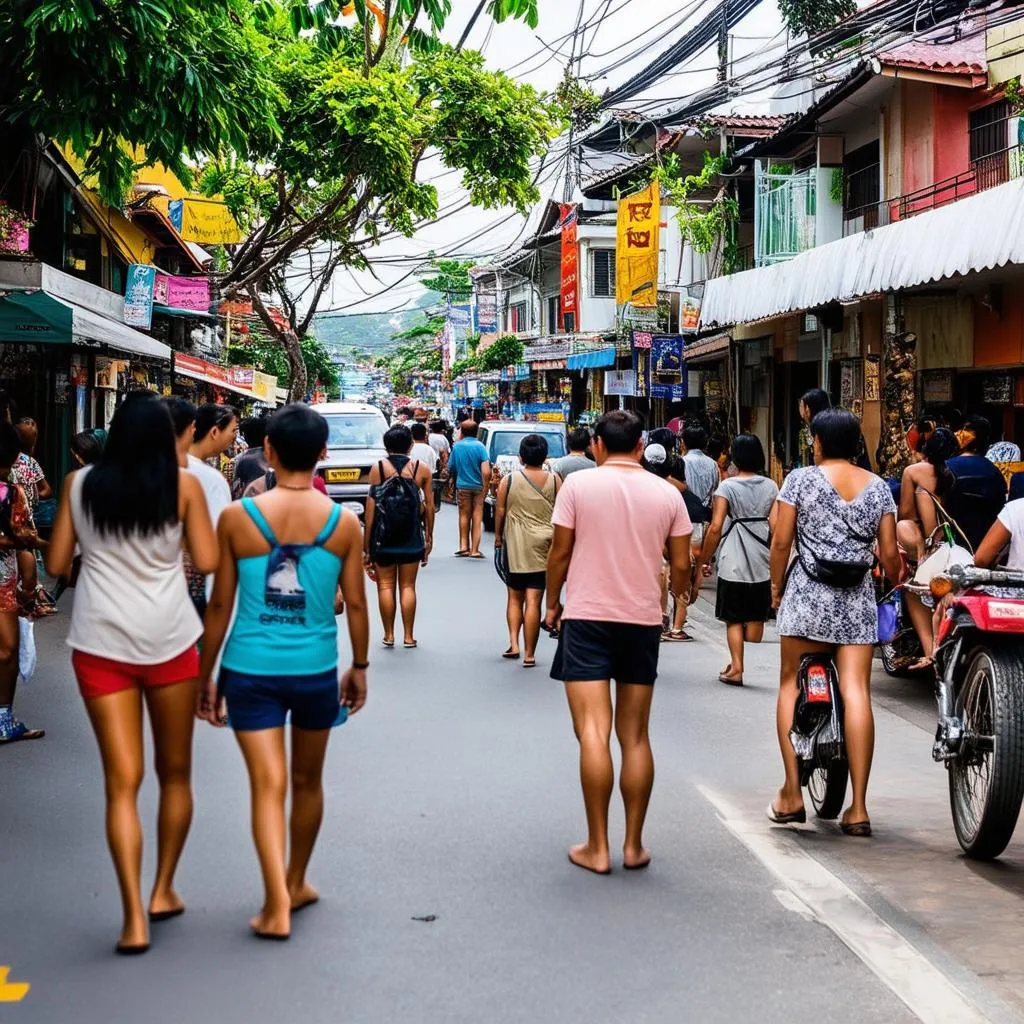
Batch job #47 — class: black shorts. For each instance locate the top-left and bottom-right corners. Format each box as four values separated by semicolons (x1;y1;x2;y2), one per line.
551;619;662;686
507;570;546;591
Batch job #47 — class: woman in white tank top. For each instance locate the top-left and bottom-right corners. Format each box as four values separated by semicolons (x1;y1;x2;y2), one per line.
46;393;218;955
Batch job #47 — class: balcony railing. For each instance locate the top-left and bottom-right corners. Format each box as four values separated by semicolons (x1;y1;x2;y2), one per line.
844;144;1023;234
754;166;816;267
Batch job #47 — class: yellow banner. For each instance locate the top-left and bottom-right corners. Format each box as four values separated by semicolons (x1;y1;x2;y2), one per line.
616;183;660;307
252;371;277;402
174;197;244;245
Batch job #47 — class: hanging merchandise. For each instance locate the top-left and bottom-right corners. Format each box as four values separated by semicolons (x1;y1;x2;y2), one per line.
616;183;660;308
633;346;650;398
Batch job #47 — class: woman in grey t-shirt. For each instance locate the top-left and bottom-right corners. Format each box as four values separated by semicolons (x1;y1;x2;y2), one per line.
694;435;778;685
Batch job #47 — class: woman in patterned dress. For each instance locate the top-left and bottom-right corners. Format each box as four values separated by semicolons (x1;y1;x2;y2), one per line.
769;410;902;837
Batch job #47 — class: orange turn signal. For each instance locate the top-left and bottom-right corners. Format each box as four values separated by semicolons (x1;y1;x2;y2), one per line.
930;575;954;599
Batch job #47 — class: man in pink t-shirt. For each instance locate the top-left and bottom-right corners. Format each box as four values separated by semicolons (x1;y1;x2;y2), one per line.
545;410;692;876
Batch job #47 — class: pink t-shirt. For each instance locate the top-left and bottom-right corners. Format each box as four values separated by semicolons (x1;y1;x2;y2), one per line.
552;459;692;626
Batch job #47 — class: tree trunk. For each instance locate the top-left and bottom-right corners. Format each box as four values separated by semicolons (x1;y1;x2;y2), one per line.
282;329;308;404
876;294;916;478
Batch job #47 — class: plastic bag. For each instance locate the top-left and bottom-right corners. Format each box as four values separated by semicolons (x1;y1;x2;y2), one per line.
18;617;36;682
877;590;902;644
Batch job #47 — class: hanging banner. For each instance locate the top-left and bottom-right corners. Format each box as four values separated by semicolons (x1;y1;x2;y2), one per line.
124;264;157;328
154;274;210;313
604;369;636;396
682;296;701;331
651;334;684;376
616;183;660;308
650;382;687;401
169;197;244;245
631;330;652;350
476;292;498;334
559;204;579;333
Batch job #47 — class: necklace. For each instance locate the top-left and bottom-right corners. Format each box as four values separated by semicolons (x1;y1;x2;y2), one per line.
275;482;311;490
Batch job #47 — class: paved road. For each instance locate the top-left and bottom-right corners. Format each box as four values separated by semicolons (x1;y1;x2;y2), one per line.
4;511;1024;1023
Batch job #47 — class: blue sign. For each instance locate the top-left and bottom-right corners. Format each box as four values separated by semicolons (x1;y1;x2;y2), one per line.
124;264;157;328
650;382;687;402
168;199;184;233
651;334;684;375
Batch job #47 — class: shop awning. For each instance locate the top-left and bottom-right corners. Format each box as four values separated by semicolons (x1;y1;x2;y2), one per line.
568;347;617;370
0;289;171;360
683;333;731;365
700;176;1024;328
152;303;218;322
174;353;254;399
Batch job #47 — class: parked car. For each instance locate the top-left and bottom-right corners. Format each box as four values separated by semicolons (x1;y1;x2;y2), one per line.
477;420;568;531
312;401;388;519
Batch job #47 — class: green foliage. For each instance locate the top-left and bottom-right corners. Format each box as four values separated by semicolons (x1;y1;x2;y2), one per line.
554;70;602;133
420;260;474;300
1006;77;1024;113
655;153;739;256
226;332;340;397
777;0;856;38
479;334;524;371
450;356;479;379
4;0;282;204
382;332;443;393
829;168;845;207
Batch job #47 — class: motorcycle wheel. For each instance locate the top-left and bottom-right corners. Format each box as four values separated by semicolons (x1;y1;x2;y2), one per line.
880;628;923;678
949;648;1024;860
807;756;849;820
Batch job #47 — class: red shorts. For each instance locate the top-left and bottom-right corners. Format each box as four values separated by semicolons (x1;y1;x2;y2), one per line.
72;647;200;701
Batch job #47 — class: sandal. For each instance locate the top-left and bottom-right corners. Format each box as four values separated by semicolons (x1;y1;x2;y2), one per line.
908;656;934;672
662;629;694;643
454;550;469;558
766;802;806;825
0;721;45;744
469;552;485;560
840;818;872;837
718;673;743;686
382;638;395;649
502;648;521;660
523;658;536;668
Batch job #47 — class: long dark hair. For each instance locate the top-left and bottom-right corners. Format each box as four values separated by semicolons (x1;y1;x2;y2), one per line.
81;392;179;537
925;427;958;498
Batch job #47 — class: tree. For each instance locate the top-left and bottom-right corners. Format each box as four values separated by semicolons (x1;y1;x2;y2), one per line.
225;330;341;399
777;0;856;39
1;0;281;202
206;1;560;401
478;334;523;371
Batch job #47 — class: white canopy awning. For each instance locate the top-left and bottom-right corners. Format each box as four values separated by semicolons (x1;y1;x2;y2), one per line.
700;177;1024;328
68;298;172;360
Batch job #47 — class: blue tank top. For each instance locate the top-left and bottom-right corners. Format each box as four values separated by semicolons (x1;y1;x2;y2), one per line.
221;499;343;676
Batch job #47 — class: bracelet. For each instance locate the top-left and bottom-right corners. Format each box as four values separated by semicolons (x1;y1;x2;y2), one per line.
352;660;369;670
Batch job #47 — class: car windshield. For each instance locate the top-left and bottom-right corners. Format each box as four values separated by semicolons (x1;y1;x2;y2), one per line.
323;414;386;449
490;431;566;459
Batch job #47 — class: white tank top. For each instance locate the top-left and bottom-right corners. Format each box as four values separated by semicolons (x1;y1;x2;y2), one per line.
66;467;202;664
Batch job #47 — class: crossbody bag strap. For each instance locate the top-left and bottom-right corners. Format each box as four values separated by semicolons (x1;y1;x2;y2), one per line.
917;484;973;551
519;469;555;508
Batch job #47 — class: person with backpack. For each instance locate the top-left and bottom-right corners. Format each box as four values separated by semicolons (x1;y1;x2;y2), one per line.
364;424;434;649
692;435;778;685
197;404;368;942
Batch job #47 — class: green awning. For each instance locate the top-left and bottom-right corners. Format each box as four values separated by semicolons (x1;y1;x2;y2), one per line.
0;290;73;343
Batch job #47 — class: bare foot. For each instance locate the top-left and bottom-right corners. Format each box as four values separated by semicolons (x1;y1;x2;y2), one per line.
623;846;651;870
773;787;804;816
117;914;149;952
250;906;290;940
568;843;611;875
289;881;320;912
148;888;185;920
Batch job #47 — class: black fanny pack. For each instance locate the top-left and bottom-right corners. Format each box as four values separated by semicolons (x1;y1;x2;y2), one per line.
795;526;874;589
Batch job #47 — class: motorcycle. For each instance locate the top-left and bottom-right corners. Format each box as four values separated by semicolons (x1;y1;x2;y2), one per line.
930;563;1024;859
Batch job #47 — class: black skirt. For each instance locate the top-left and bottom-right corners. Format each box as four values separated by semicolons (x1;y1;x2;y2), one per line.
715;578;772;624
507;570;546;592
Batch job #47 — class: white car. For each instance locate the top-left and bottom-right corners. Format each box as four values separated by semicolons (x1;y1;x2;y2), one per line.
311;401;389;519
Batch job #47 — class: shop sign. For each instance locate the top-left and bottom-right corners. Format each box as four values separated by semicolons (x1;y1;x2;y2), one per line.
169;197;244;245
220;299;254;317
537;411;565;422
475;292;498;334
154;274;210;313
650;382;686;401
54;370;70;405
604;370;636;396
616;182;659;308
651;335;683;375
124;263;157;328
921;369;955;405
559;204;578;333
176;352;231;386
982;374;1013;405
681;297;701;332
230;367;255;388
631;330;652;350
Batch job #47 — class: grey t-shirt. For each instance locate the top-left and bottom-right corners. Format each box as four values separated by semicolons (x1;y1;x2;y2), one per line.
716;475;779;583
556;454;595;478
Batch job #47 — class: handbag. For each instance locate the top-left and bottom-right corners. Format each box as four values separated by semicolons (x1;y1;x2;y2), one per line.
494;540;511;586
795;525;874;588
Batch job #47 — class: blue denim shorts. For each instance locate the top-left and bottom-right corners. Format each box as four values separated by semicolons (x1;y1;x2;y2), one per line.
219;667;342;732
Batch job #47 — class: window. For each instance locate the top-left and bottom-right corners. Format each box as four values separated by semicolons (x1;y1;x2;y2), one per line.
970;101;1010;163
546;295;560;332
509;300;530;333
844;140;880;213
591;249;616;297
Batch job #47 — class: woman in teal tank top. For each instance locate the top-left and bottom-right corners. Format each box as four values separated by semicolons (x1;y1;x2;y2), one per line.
198;405;369;941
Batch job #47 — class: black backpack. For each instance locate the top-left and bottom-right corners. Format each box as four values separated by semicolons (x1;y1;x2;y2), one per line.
369;460;424;563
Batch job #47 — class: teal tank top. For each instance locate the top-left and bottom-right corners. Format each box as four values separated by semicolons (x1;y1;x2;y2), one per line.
221;499;343;676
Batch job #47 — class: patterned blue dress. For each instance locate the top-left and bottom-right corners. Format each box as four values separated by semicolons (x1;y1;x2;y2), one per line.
777;467;896;645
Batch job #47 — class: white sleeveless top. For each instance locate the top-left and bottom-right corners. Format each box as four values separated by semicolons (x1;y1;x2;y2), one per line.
67;467;203;664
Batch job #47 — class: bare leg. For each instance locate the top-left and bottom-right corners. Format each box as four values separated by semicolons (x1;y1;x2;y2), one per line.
145;679;197;917
896;519;924;561
83;688;147;950
835;644;875;825
235;727;291;938
469;493;484;555
905;592;935;662
506;587;523;654
523;588;543;663
563;680;613;874
457;492;471;552
0;611;35;737
744;621;765;644
287;726;332;910
774;636;833;815
375;564;397;645
398;561;419;645
615;682;655;868
724;623;745;678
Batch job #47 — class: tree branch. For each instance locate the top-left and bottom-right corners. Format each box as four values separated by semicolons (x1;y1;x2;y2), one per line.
370;0;392;67
455;0;488;50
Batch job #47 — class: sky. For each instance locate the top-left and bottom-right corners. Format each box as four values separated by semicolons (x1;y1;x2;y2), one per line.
322;0;787;322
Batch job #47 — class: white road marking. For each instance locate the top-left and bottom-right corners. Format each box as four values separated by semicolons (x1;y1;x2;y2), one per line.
697;785;990;1024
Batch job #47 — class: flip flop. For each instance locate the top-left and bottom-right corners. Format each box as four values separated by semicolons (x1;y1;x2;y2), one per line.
148;907;185;923
718;673;744;686
404;640;418;649
502;648;521;660
0;722;45;744
469;553;485;560
840;819;872;837
382;639;395;649
766;803;807;825
454;550;469;557
252;929;290;942
523;658;536;668
115;942;150;956
662;630;693;643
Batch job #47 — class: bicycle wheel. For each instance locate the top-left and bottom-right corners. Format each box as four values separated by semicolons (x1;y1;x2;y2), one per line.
807;756;849;820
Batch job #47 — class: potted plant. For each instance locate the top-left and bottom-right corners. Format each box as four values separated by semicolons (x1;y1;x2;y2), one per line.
0;200;32;254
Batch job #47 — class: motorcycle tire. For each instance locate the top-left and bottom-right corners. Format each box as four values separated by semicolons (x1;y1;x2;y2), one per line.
808;756;849;820
949;647;1024;860
880;628;923;678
